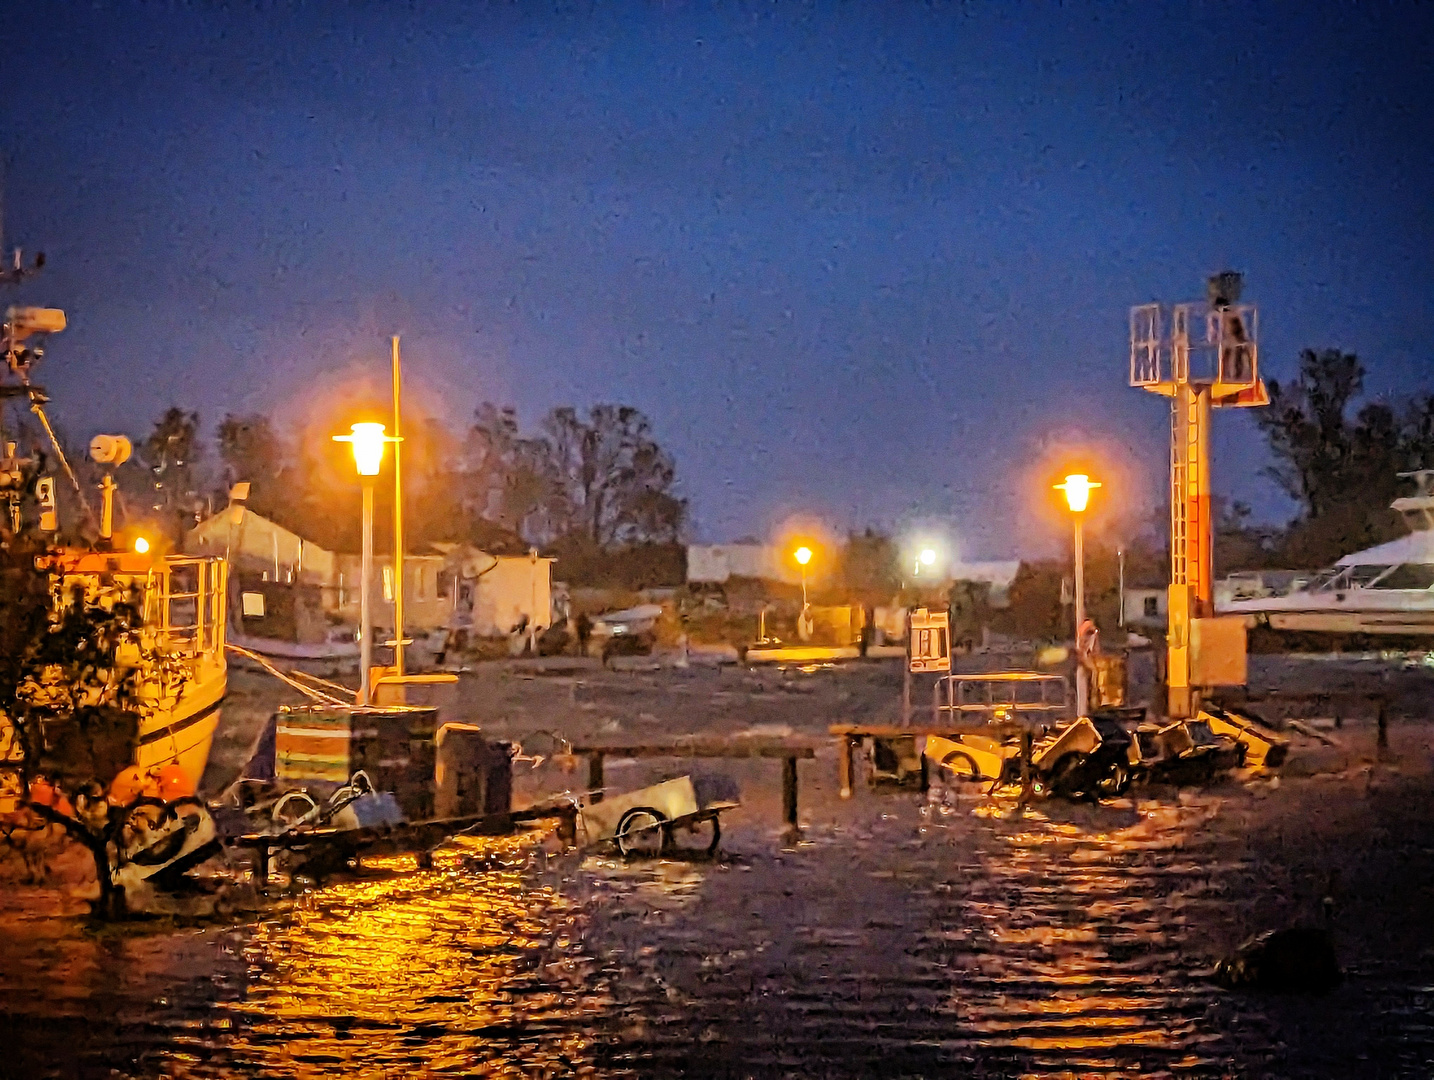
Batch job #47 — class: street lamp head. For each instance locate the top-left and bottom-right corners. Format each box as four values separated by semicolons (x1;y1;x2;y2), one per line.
133;536;150;555
794;546;812;567
1055;473;1101;513
919;548;936;566
334;422;389;477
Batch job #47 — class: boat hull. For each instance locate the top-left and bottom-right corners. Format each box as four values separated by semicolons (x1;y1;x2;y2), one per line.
134;667;227;797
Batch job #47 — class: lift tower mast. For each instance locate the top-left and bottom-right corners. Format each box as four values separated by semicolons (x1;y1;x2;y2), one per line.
1131;273;1268;717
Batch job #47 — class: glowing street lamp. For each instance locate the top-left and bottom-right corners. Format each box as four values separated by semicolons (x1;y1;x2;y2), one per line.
334;422;397;705
1054;473;1101;716
915;546;937;576
133;536;151;555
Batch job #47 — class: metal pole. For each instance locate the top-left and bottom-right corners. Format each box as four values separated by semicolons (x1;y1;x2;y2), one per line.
360;479;375;706
1117;548;1125;630
1074;516;1087;717
391;335;405;678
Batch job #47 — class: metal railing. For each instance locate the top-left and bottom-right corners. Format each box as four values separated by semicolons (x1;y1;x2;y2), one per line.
932;672;1071;724
145;556;227;656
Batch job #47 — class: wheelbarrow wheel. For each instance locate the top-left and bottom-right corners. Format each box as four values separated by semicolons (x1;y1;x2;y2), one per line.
674;813;721;857
615;807;667;858
940;750;983;782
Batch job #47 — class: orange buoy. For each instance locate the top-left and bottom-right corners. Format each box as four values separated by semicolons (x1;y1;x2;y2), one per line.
156;763;190;801
27;777;75;819
108;765;159;805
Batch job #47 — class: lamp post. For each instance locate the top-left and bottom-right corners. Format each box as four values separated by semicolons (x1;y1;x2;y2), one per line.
334;422;392;706
390;337;406;678
1054;473;1101;717
794;546;812;609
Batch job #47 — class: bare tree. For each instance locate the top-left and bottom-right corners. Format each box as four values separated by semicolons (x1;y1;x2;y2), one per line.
139;407;204;539
464;403;560;541
541;404;686;547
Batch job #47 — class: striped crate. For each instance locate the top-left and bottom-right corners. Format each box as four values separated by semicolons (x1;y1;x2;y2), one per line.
275;705;438;820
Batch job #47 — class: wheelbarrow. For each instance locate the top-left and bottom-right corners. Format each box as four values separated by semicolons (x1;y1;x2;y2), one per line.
579;775;739;858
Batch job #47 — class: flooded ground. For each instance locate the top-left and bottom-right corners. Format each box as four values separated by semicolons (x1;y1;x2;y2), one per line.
2;657;1433;1077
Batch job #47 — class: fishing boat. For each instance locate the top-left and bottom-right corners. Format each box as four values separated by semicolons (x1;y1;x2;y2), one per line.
0;302;229;806
46;548;229;798
1222;471;1434;646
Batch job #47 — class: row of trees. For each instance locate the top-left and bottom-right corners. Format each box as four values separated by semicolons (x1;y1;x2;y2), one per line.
57;345;1434;586
115;402;687;558
1251;349;1434;568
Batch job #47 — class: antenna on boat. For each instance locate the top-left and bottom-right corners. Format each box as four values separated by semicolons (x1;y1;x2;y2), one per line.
0;192;92;528
89;434;132;547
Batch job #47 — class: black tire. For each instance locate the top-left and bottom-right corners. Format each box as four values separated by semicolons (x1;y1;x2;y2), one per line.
940;750;983;782
615;807;667;858
111;797;173;866
1047;753;1092;801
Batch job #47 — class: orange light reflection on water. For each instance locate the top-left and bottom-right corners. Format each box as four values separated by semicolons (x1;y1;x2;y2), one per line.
217;833;610;1077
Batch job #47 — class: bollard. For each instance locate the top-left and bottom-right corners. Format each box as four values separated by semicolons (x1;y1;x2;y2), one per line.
1377;699;1389;754
782;756;799;832
837;734;854;799
1018;729;1034;810
587;751;605;802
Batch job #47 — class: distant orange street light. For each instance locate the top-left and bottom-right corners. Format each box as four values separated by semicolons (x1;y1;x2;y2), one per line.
793;546;813;610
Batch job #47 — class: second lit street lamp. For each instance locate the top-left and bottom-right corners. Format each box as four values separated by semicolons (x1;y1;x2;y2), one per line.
334;421;398;706
794;545;812;609
1054;473;1101;717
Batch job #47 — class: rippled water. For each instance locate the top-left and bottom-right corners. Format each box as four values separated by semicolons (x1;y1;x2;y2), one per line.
1;780;1431;1078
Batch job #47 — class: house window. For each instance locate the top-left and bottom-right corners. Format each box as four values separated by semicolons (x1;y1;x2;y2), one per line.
1143;596;1159;618
382;565;394;602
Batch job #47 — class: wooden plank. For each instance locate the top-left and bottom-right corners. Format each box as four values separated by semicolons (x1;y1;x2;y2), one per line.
829;723;1029;738
570;740;816;760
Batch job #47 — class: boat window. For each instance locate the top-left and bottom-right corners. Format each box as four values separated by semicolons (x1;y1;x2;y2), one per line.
1347;565;1392;587
1369;564;1434;590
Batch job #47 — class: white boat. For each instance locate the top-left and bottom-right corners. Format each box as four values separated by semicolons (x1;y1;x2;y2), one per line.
1222;472;1434;643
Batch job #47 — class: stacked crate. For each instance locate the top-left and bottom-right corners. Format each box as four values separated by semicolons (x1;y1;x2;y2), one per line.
274;705;437;821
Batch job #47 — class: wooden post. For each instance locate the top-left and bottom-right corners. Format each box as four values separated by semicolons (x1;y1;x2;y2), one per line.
837;734;854;799
587;751;605;802
1018;729;1034;810
1377;697;1389;754
902;607;912;727
782;756;799;832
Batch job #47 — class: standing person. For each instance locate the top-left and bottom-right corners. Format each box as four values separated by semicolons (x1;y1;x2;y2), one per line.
575;611;592;656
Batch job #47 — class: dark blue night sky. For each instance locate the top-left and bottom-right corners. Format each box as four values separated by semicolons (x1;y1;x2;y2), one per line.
3;3;1431;555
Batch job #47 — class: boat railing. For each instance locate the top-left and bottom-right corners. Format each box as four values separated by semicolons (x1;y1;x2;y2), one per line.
146;556;227;657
